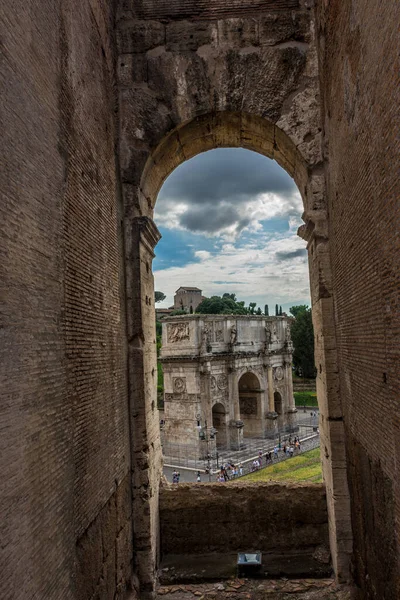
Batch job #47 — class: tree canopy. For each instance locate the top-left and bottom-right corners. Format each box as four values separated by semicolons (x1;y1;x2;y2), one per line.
196;295;248;315
289;305;316;378
155;291;166;303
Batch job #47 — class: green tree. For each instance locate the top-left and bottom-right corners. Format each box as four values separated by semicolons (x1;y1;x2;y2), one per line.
289;304;309;319
248;302;257;314
289;305;316;378
275;304;279;316
155;291;166;303
196;295;249;315
279;305;283;316
264;304;269;316
222;292;237;302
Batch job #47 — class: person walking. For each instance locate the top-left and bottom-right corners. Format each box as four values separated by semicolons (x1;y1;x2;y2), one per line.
196;470;201;482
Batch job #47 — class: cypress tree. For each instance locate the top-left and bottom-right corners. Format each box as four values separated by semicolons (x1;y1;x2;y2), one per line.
264;304;269;316
279;305;283;316
275;304;279;316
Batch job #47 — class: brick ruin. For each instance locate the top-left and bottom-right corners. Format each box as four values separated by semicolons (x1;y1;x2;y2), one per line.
1;1;399;600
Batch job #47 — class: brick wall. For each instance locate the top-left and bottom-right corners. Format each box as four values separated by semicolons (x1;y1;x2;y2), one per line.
122;0;301;21
160;482;329;556
0;1;132;598
316;0;400;597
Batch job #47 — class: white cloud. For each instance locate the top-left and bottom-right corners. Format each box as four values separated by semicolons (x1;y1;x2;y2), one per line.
154;232;309;309
194;250;211;260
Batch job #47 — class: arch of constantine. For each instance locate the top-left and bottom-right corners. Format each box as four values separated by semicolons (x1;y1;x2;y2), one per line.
161;315;296;458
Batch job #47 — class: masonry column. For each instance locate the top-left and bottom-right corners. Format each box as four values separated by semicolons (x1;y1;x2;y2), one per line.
300;210;352;582
285;361;297;429
265;364;277;439
229;368;243;450
125;216;162;598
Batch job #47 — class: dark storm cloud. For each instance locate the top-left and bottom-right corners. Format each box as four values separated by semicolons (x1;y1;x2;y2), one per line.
159;148;296;205
180;205;250;234
156;148;298;234
275;248;307;261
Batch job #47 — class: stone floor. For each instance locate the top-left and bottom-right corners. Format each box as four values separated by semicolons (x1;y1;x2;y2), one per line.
156;578;353;599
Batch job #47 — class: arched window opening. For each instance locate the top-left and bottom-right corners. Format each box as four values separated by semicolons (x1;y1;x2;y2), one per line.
154;143;313;482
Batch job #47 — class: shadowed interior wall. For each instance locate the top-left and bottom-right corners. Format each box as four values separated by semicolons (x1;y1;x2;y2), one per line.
316;1;400;598
0;1;132;598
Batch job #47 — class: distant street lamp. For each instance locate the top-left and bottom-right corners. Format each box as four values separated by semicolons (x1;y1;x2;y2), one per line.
234;419;244;451
197;418;217;481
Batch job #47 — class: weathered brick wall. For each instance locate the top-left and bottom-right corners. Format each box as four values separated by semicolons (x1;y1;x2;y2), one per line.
1;1;132;598
160;482;329;555
316;1;400;598
121;0;302;20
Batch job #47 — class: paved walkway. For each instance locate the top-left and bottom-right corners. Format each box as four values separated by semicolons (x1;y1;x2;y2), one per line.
156;578;352;599
164;434;320;484
163;409;319;473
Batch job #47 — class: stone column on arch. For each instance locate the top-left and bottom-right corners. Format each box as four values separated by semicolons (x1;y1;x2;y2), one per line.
265;363;278;439
285;361;297;429
258;368;269;438
228;366;243;450
124;215;162;598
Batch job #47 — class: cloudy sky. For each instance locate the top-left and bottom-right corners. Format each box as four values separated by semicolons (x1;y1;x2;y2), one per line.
153;148;310;313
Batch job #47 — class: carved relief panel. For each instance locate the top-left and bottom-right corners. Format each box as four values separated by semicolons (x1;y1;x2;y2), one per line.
167;322;190;343
239;396;257;415
214;324;224;342
173;377;186;393
273;366;284;381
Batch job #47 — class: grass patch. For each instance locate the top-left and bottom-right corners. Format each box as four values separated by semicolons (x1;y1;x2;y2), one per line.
294;391;318;407
237;448;322;484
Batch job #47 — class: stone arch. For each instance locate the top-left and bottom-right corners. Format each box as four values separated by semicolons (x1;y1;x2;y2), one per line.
238;371;263;438
238;370;261;392
212;402;228;450
139;111;316;218
126;111;350;588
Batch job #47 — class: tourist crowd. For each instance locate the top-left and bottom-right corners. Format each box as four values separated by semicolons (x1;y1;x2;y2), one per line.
171;436;303;484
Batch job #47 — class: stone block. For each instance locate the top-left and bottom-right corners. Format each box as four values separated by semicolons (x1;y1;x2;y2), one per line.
217;18;259;47
166;20;216;52
117;21;165;54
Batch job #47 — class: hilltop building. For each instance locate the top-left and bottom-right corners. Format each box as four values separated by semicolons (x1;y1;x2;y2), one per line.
174;286;205;313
